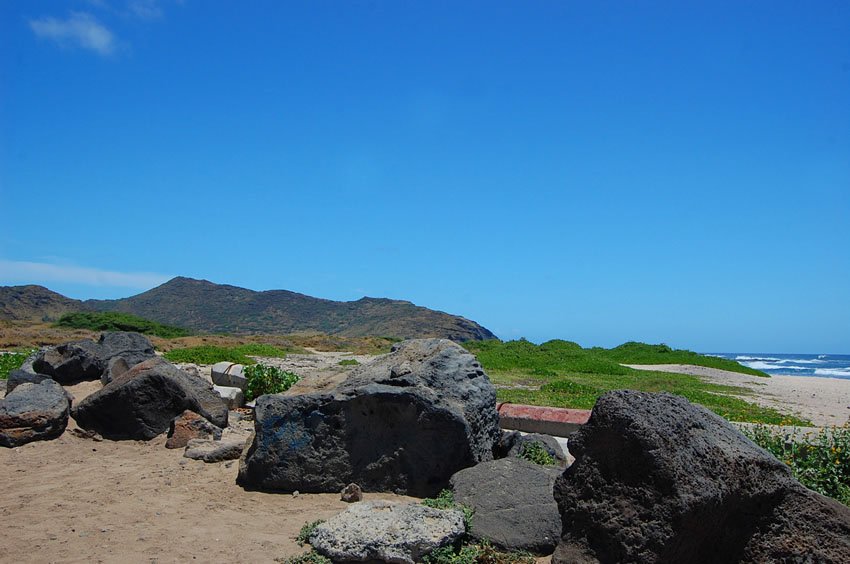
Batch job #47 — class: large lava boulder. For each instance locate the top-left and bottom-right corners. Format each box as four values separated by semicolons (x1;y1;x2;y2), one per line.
0;380;71;447
450;457;562;554
98;331;157;384
32;340;106;384
237;338;501;497
552;390;850;564
72;357;228;440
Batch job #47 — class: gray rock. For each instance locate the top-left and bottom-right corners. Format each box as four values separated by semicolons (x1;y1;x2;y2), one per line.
184;437;247;462
498;431;570;467
32;340;106;384
213;385;244;409
0;380;70;447
5;369;52;395
310;500;465;564
72;357;228;440
450;458;562;554
552;390;850;564
17;348;45;374
211;362;247;390
98;332;156;384
237;339;501;496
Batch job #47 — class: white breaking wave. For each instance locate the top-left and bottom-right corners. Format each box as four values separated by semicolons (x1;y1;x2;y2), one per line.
815;368;850;378
740;361;809;371
777;358;825;365
735;356;781;362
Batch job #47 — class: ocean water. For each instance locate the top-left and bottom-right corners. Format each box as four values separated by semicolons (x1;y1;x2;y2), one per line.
710;353;850;380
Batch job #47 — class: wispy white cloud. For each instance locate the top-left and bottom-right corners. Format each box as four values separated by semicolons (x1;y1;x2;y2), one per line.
29;12;116;56
127;0;163;20
0;260;171;289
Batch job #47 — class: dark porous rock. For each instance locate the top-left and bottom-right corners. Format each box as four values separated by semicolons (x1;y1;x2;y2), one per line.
32;340;106;384
340;482;363;503
450;457;562;554
98;332;157;385
166;409;223;449
552;390;850;564
498;430;569;467
72;357;228;440
0;380;70;447
237;338;501;497
5;369;52;395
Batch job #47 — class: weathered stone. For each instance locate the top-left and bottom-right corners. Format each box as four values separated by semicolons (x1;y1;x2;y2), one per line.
341;483;363;503
211;362;247;390
184;437;247;462
310;500;465;564
72;357;228;440
98;332;156;384
498;430;570;467
166;410;222;449
552;390;850;564
450;457;562;554
213;385;244;409
5;369;52;395
237;339;500;496
0;380;70;447
32;340;106;384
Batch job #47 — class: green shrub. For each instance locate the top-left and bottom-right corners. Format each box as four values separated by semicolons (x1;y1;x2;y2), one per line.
296;519;325;547
338;359;359;366
280;551;331;564
422;489;474;532
163;345;255;365
0;351;33;379
742;424;850;506
56;311;190;338
424;541;535;564
245;364;300;401
518;441;556;466
232;343;290;358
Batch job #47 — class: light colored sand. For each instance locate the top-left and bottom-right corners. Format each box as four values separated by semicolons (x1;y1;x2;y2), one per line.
0;379;418;564
623;364;850;427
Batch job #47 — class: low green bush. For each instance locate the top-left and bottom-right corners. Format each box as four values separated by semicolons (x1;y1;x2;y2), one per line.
338;359;359;366
742;424;850;506
163;345;255;365
518;441;556;466
0;351;33;379
244;364;300;401
56;311;190;338
296;519;325;547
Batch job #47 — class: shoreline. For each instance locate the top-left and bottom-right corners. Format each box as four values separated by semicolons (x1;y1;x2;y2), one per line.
624;364;850;427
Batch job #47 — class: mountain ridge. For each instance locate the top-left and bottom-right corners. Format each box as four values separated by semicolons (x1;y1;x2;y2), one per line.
0;277;497;341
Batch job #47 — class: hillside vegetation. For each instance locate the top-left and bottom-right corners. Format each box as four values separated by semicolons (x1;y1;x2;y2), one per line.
464;339;807;425
56;312;191;339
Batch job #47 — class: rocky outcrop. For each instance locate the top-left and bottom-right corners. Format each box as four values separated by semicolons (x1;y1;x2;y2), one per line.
98;332;157;384
237;339;500;497
32;340;105;384
451;458;562;554
165;410;222;449
72;357;228;440
0;380;70;447
552;390;850;564
309;500;465;564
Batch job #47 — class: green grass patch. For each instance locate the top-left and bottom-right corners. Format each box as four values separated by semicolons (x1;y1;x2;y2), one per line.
230;343;291;358
56;311;191;339
467;339;807;425
742;425;850;506
596;341;769;377
338;359;359;366
0;351;33;379
518;441;556;466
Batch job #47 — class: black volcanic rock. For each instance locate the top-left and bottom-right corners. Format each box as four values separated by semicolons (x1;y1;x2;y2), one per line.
0;380;70;447
552;390;850;564
237;339;501;497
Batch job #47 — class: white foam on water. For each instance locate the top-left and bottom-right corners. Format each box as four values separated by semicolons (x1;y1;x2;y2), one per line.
736;356;781;362
815;368;850;378
777;358;825;365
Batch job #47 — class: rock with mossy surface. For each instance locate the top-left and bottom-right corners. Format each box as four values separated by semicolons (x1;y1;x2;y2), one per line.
552;390;850;564
237;338;501;497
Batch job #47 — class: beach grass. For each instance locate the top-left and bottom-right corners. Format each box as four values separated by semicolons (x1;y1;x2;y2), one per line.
466;339;809;426
56;311;191;339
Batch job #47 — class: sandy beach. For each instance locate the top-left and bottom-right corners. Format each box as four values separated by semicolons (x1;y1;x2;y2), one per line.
624;364;850;427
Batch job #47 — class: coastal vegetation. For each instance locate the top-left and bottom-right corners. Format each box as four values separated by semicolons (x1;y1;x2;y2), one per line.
0;350;31;379
56;311;191;339
162;343;291;365
464;339;808;426
244;364;300;401
743;424;850;506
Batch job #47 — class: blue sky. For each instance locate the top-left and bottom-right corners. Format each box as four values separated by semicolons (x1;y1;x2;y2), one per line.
1;1;848;353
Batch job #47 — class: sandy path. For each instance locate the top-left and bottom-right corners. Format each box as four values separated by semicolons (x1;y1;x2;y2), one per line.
623;364;850;427
0;381;416;564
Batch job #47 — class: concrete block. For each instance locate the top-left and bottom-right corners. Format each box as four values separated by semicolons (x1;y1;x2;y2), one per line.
213;385;244;409
211;362;247;390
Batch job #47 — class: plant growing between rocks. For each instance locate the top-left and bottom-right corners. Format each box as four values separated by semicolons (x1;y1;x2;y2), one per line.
296;519;325;547
244;364;300;401
0;350;34;379
518;441;556;466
